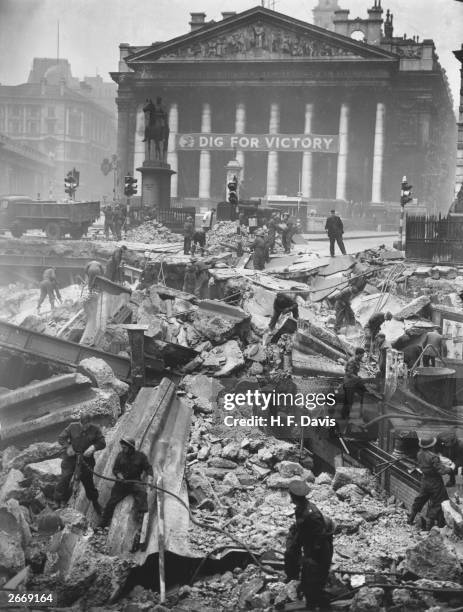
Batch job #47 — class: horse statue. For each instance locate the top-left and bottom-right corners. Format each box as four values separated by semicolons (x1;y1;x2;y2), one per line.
142;97;170;162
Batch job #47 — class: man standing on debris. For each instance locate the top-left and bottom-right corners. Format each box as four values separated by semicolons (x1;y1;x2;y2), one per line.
112;204;126;241
269;292;299;330
375;332;391;390
37;277;56;313
422;328;446;367
55;411;105;515
100;437;153;528
85;260;105;291
342;347;367;420
408;436;453;529
182;263;197;294
437;430;463;487
250;228;268;271
267;213;277;253
285;480;334;610
325;209;346;257
102;204;114;240
183;215;194;255
333;286;358;334
106;245;127;283
195;261;209;299
364;311;393;352
43;267;62;303
191;227;206;256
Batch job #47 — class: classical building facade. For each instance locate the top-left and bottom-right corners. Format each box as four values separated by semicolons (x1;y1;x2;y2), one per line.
0;59;116;200
112;4;455;211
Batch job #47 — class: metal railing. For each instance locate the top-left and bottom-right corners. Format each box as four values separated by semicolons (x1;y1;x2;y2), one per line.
406;214;463;263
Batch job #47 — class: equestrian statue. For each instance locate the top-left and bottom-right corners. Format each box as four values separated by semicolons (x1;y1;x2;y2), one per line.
143;97;170;162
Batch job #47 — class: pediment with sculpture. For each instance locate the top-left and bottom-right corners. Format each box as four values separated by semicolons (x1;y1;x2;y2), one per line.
150;22;364;61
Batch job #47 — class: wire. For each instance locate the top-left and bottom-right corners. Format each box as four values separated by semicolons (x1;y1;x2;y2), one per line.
81;458;279;579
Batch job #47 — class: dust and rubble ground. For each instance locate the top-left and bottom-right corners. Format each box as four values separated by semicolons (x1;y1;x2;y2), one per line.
0;229;463;610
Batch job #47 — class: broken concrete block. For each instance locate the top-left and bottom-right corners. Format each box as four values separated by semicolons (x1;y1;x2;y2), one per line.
1;446;20;469
208;458;238;470
335;484;365;501
405;529;462;582
442;499;463;535
276;461;305;479
315;472;333;485
350;586;385;612
57;508;88;532
3;500;31;549
394;295;430;320
221;442;241;461
0;470;26;504
79;357;129;398
187;470;215;505
197;446;210;461
192;304;249;345
5;442;62;472
210;341;245;377
24;458;62;485
182;374;224;405
223;472;241;489
257;448;274;464
238;577;265;609
331;467;375;493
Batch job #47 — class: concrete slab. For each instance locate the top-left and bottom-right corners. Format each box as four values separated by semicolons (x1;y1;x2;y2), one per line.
309;276;349;302
0;374;88;412
317;255;355;277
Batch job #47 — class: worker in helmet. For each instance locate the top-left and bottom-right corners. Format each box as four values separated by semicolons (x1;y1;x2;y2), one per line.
100;437;153;528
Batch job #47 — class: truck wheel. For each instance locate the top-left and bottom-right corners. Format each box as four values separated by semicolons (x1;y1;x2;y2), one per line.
70;226;84;239
45;222;62;240
11;223;23;238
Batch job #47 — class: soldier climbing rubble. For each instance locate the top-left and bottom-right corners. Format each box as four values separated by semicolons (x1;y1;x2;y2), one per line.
54;410;105;515
100;437;153;528
85;260;105;291
284;480;334;610
105;244;127;283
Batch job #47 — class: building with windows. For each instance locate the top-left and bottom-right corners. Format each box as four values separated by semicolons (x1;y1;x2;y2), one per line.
111;3;455;212
0;59;116;200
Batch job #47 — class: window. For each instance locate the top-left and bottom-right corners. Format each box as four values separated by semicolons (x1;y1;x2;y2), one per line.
27;106;40;117
27;121;39;135
46;120;55;134
10;105;21;116
8;120;20;133
48;107;55;118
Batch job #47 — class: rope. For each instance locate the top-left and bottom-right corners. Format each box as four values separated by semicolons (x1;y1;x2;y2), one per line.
81;458;279;579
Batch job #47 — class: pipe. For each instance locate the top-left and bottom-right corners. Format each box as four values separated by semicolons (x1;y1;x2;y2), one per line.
157;474;166;603
363;413;463;428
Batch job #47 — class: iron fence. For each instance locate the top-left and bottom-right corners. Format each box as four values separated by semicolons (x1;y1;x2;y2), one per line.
405;214;463;263
156;207;196;232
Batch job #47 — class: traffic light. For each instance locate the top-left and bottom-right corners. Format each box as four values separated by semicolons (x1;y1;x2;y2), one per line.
227;175;238;205
400;176;413;206
64;170;78;199
124;175;138;197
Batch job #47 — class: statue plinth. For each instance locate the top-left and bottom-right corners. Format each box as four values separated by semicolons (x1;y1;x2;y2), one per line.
137;161;176;210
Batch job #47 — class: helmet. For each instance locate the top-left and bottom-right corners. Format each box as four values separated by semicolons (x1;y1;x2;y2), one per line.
288;480;310;498
120;437;136;450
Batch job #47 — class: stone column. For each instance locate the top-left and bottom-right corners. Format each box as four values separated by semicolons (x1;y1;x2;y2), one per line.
371;102;385;203
301;103;314;198
266;102;280;196
133;105;145;176
235;102;246;177
336;102;350;201
116;97;137;198
167;103;179;198
198;102;211;200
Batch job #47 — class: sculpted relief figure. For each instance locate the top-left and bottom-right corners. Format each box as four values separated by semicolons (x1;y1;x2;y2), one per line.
252;22;266;48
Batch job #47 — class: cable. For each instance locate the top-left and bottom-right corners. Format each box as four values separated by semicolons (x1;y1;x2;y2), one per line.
80;458;279;579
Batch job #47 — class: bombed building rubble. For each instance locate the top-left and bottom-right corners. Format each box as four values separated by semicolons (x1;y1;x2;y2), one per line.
0;1;462;611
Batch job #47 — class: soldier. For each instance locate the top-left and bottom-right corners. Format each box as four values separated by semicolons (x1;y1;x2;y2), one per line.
43;267;62;303
183;216;194;255
333;286;358;334
54;411;105;515
182;263;197;295
37;278;56;313
325;209;346;257
100;437;153;528
194;261;209;299
267;213;277;253
342;347;367;421
437;430;463;487
102;205;114;240
106;245;127;283
250;229;267;271
85;260;105;291
191;227;206;256
423;328;446;367
113;204;126;241
269;292;299;330
364;311;392;352
284;480;334;610
408;436;453;529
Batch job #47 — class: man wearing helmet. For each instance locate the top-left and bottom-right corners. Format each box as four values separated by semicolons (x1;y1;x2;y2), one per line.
285;480;334;610
55;411;106;515
100;437;153;528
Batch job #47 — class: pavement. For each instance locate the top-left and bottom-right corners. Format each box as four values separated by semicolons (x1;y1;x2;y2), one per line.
296;231;397;257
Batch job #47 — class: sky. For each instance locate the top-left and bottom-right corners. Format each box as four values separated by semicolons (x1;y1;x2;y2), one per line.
0;0;462;106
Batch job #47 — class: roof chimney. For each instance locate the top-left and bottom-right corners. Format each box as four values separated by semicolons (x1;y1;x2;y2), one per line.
189;12;206;32
222;12;236;20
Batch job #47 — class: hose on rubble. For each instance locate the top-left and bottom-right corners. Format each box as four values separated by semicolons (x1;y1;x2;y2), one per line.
81;458;280;579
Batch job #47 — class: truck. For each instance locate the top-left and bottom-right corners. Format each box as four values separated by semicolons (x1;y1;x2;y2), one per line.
0;195;100;239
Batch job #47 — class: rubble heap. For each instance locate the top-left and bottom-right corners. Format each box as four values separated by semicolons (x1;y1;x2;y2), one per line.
125;220;180;243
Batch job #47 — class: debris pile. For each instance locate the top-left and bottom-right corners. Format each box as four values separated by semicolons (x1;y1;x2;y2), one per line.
125;219;180;243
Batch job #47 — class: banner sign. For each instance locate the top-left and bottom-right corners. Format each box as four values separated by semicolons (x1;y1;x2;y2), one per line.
176;133;338;153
